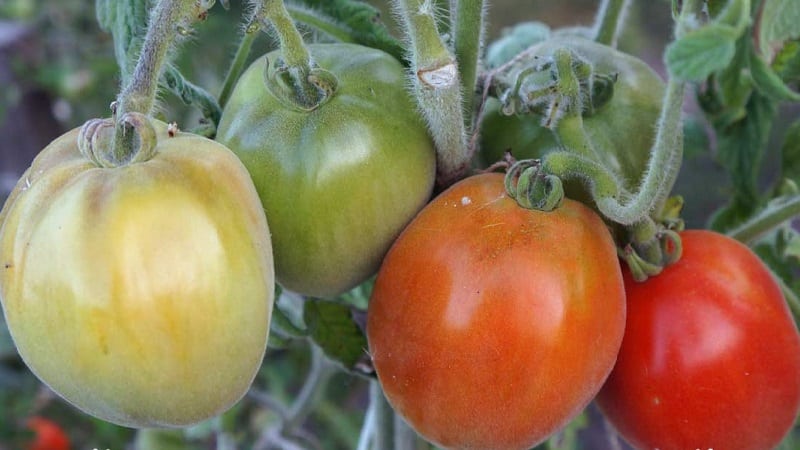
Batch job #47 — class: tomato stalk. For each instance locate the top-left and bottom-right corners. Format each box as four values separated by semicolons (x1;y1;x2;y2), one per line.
726;195;800;244
218;28;258;109
393;0;470;188
248;0;339;111
111;0;203;164
451;0;487;124
592;0;631;47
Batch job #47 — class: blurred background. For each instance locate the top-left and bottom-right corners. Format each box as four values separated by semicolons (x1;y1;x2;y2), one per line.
0;1;796;449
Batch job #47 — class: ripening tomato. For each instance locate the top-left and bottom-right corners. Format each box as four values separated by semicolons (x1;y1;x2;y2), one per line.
367;172;626;449
0;118;274;427
217;43;436;299
596;230;800;450
26;416;70;450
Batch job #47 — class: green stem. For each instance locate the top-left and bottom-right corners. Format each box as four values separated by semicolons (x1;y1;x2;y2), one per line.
451;0;487;125
258;0;313;71
594;78;685;225
593;0;630;47
287;4;357;44
113;0;197;161
727;195;800;244
219;28;257;109
393;0;469;188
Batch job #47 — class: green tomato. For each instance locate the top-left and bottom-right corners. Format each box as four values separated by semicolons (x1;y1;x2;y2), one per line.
0;118;274;427
479;35;665;192
217;43;436;298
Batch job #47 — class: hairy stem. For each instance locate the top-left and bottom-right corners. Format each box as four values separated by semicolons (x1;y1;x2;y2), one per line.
593;0;631;47
393;0;470;188
450;0;486;124
594;78;685;224
113;0;197;160
219;28;258;109
727;195;800;244
257;0;313;72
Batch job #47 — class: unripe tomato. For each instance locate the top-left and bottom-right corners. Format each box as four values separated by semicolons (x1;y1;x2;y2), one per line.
597;230;800;450
217;43;436;298
367;173;626;449
479;36;665;193
0;119;274;427
26;416;70;450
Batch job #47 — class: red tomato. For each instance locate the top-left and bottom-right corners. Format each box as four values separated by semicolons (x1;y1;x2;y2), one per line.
367;173;626;450
596;230;800;450
26;416;70;450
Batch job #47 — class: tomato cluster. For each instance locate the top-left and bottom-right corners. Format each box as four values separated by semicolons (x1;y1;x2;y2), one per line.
1;3;799;450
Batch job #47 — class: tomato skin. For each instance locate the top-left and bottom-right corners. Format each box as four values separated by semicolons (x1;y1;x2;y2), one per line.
479;36;665;193
26;417;70;450
217;43;436;298
367;173;626;450
0;120;274;427
596;230;800;450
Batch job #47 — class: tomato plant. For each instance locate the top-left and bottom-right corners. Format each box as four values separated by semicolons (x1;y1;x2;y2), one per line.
596;230;800;450
217;43;435;299
367;173;626;449
0;117;274;427
26;416;70;450
479;34;665;195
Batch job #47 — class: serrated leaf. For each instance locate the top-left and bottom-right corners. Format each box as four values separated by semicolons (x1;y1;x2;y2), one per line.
303;299;370;374
759;0;800;57
666;24;739;81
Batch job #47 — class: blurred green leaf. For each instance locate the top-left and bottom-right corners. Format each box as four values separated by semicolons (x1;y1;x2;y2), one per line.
303;299;370;375
772;40;800;82
666;24;739;81
96;0;150;84
295;0;405;63
758;0;800;57
750;41;800;101
0;314;15;361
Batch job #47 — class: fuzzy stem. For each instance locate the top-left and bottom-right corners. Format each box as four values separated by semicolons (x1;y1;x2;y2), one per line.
258;0;313;72
450;0;486;125
394;0;470;188
727;195;800;244
219;28;257;109
593;0;631;47
113;0;196;161
594;78;685;225
286;4;357;43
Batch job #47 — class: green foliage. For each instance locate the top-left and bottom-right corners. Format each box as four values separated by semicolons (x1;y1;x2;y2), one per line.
303;299;371;375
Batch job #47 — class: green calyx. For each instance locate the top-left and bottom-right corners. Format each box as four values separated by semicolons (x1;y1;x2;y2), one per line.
504;159;565;211
79;113;158;168
264;56;339;112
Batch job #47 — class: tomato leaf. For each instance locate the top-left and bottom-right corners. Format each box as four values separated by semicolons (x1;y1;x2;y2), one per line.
666;24;739;81
772;40;800;82
750;43;800;102
758;0;800;58
95;0;149;84
303;299;372;376
710;91;778;231
293;0;405;63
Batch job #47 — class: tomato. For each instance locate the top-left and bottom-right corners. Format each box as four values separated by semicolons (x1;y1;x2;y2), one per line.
217;43;436;299
26;416;70;450
478;35;665;194
0;118;274;427
367;172;626;449
596;230;800;450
